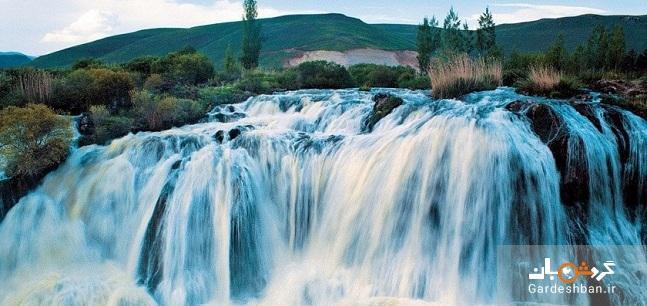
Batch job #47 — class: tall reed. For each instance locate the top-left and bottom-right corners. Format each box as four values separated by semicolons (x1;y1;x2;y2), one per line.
429;54;502;99
527;65;562;92
15;69;54;103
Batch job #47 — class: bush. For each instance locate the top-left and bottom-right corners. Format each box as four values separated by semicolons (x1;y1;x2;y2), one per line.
0;104;72;178
397;72;431;89
296;61;355;89
235;71;274;94
0;71;26;108
50;69;94;113
93;114;134;145
132;91;204;131
88;69;135;109
123;56;159;75
152;50;214;85
143;74;166;93
198;86;249;109
429;54;502;99
50;68;135;113
349;64;402;88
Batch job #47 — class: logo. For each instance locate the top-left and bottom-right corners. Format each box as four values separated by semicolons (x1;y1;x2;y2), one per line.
529;258;616;284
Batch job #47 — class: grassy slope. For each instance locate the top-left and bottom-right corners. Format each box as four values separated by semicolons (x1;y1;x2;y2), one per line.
30;14;647;69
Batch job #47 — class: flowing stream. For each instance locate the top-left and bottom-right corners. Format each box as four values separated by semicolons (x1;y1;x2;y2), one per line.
0;88;645;306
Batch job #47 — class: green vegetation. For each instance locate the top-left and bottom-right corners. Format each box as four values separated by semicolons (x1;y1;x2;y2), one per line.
416;17;440;73
27;14;647;69
0;104;71;178
241;0;262;70
1;10;646;184
349;64;429;89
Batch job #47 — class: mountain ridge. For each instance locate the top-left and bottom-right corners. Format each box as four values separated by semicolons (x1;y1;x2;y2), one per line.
28;13;647;69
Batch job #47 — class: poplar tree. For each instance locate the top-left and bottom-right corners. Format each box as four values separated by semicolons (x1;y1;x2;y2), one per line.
240;0;262;69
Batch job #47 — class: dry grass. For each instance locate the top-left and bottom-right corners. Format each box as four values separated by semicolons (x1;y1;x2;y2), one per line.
429;54;502;99
527;66;561;92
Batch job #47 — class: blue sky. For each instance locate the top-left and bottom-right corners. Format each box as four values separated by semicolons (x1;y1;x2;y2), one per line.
1;0;645;55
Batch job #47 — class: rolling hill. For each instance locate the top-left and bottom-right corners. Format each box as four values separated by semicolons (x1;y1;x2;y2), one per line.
29;13;647;69
0;52;33;68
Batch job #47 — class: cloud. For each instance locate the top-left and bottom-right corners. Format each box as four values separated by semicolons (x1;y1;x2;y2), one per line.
38;0;316;48
472;3;606;26
42;10;116;44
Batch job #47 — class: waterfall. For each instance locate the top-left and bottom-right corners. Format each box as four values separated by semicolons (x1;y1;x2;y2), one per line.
0;88;645;305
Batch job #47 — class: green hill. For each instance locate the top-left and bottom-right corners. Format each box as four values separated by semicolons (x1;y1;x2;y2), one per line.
30;13;647;69
0;52;33;68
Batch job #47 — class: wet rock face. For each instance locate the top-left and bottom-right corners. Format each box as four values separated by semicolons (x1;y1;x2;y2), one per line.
603;107;646;213
524;104;591;208
77;112;95;136
363;93;403;132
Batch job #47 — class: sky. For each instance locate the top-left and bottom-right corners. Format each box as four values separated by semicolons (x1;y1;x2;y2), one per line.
1;0;645;56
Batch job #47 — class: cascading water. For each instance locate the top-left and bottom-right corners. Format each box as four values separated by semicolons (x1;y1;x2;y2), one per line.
0;88;645;306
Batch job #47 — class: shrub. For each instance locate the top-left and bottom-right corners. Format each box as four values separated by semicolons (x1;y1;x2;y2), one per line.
275;69;299;90
50;68;135;113
349;64;401;88
88;69;135;109
152;50;215;85
429;54;502;99
198;86;249;109
235;71;274;94
132;91;204;131
123;56;159;75
143;74;166;93
51;69;94;113
0;104;72;178
296;61;355;89
0;72;26;108
397;72;431;89
93;115;134;145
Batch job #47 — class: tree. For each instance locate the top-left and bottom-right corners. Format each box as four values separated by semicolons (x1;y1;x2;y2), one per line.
462;22;473;54
442;7;463;53
586;25;609;70
608;25;626;70
0;104;71;178
476;7;496;56
417;17;439;73
544;34;566;70
240;0;262;69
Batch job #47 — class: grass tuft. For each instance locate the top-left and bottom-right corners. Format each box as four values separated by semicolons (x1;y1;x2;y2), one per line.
429;54;502;99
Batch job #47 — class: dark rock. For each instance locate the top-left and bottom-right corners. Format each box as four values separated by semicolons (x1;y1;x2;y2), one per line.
505;100;530;113
363;93;403;132
214;130;225;143
77;112;95;136
228;128;241;141
573;103;602;132
525;103;590;208
602;106;646;214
